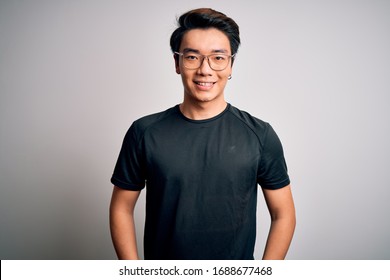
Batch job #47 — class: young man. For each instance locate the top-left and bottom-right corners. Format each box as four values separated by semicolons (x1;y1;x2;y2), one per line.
110;8;295;260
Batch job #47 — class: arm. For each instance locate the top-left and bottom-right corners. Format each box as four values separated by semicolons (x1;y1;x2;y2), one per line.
262;184;296;260
109;185;141;260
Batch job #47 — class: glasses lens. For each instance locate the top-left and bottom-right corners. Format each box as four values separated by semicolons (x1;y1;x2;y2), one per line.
209;54;229;71
182;54;200;69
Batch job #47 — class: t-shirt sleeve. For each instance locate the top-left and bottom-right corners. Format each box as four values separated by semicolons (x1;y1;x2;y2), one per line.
257;124;290;190
111;123;146;191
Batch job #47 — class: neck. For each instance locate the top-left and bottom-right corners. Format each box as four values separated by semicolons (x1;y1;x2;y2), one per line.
179;99;228;120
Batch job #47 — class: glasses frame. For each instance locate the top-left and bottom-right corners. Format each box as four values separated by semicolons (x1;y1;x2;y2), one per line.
174;51;236;71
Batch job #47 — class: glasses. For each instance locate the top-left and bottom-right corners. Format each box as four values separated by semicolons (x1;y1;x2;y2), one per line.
174;52;235;71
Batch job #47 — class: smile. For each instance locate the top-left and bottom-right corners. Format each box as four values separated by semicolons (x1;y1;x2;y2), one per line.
195;81;216;86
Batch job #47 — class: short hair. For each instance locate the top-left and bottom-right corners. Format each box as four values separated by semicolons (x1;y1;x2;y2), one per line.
170;8;240;58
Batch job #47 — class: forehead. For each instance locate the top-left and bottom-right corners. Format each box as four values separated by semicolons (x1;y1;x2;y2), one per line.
180;28;231;53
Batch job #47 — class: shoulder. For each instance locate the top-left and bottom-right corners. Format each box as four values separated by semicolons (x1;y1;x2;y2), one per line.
228;105;269;129
122;105;179;144
131;105;179;133
227;105;272;142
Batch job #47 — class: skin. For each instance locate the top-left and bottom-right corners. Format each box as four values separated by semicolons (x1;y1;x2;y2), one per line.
109;28;296;260
175;28;232;120
109;186;140;260
262;185;296;260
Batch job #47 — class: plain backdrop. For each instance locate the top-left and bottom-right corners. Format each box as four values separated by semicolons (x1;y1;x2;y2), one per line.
1;0;389;260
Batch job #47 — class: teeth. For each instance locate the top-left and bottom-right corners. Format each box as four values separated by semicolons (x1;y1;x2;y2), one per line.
197;82;213;86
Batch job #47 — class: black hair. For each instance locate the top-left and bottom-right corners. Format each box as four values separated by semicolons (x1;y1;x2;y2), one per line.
170;8;240;59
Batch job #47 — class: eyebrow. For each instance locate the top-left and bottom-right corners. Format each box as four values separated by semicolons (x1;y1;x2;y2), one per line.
182;48;229;54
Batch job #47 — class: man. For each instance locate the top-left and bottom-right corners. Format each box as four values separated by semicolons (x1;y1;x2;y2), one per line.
110;8;295;260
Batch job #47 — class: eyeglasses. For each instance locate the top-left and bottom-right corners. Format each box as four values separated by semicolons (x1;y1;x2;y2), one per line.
174;52;235;71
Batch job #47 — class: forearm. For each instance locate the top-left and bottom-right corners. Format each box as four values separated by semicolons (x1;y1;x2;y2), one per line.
110;208;139;260
262;216;295;260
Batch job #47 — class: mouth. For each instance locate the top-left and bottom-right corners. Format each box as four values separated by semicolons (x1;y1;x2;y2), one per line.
194;81;216;86
194;81;216;91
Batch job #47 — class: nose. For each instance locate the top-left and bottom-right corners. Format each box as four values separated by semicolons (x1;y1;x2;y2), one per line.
197;56;213;75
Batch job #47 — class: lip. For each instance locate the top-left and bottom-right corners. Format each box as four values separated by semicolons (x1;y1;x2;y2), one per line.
194;81;216;91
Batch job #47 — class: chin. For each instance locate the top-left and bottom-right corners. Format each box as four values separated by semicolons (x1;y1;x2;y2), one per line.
196;94;217;103
185;88;222;103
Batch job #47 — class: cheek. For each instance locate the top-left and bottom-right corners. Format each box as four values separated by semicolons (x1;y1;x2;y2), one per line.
180;73;192;87
180;69;194;82
220;71;231;81
222;66;232;78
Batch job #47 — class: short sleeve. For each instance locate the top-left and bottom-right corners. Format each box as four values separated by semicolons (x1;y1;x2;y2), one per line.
257;124;290;190
111;123;146;191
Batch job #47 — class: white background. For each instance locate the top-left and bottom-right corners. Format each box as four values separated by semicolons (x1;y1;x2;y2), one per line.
1;0;389;259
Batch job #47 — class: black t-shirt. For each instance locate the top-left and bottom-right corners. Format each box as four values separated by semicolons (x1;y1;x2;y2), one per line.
111;104;290;259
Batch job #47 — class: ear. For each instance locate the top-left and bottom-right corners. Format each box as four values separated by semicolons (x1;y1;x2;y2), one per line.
174;54;181;74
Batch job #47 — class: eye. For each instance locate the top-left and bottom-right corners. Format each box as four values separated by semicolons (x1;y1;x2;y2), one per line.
184;54;199;61
212;55;227;61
